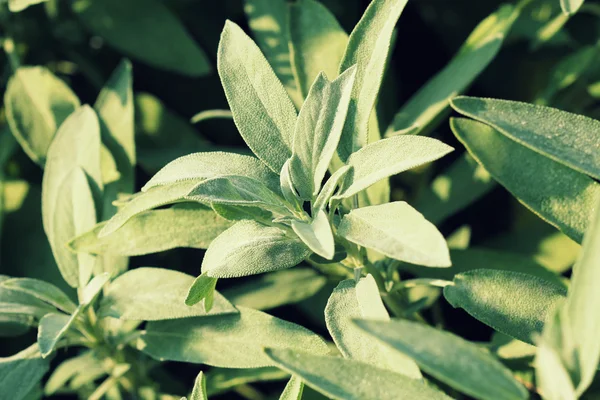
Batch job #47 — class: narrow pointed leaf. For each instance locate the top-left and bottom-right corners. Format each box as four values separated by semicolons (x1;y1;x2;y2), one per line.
190;371;208;400
336;135;453;199
452;96;600;180
264;348;451;400
338;202;450;267
313;165;352;215
325;275;421;378
292;210;335;260
290;67;357;199
356;318;528;400
451;117;600;243
218;21;297;172
1;278;77;314
280;159;303;210
443;270;566;345
81;273;110;306
5;66;80;165
337;0;408;160
141;307;328;368
202;220;310;278
280;375;304;400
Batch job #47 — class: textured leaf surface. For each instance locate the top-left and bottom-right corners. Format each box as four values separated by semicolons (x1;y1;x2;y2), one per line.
190;371;208;400
37;312;78;357
100;268;236;320
141;307;328;368
280;375;304;400
1;278;77;314
451;117;600;243
356;319;528;400
291;210;335;260
264;348;451;400
0;344;49;400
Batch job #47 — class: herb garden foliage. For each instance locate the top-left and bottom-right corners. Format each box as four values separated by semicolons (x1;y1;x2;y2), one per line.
1;0;599;399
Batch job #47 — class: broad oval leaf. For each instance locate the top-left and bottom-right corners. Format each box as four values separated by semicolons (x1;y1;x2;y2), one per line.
100;267;236;321
143;152;280;193
38;311;79;357
71;204;233;255
5;66;80;165
337;0;409;160
264;348;451;400
217;20;297;172
443;269;566;345
291;210;335;260
72;0;211;76
450;117;600;243
338;202;450;267
202;220;311;278
1;278;77;314
355;318;528;400
452;96;600;180
141;306;328;368
325;275;421;378
336;135;454;199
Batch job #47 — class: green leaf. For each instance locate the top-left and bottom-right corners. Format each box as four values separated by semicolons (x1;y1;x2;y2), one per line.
143;152;280;193
264;348;451;400
289;0;348;98
290;67;357;199
222;268;327;310
312;165;352;215
280;375;304;400
186;176;288;214
0;344;49;400
202;220;310;278
561;0;585;14
325;275;421;378
70;204;233;255
244;0;302;107
0;276;58;332
414;153;495;225
8;0;47;12
387;5;517;135
100;180;200;236
335;135;453;199
337;0;408;160
292;210;335;260
450;117;600;243
185;274;218;310
205;367;289;396
443;269;566;345
217;20;297;172
81;273;110;306
4;66;80;165
189;371;207;400
452;96;600;180
141;306;328;368
280;159;303;211
355;318;528;400
338;202;450;267
536;335;577;400
100;268;236;320
72;0;211;76
1;278;77;314
44;351;99;395
37;311;79;357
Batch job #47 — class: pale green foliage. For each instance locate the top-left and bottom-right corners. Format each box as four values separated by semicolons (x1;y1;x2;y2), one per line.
37;312;79;357
4;66;80;165
264;348;451;400
0;344;49;399
72;0;211;76
325;274;421;378
291;210;335;259
204;367;289;397
7;0;46;11
140;306;328;368
560;0;585;14
451;117;599;243
356;318;528;400
444;270;567;344
100;268;236;320
338;202;451;266
0;278;77;314
189;371;208;400
279;375;304;400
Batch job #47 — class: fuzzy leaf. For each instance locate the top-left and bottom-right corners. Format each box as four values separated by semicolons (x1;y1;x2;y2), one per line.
217;20;297;172
337;0;408;160
0;344;49;400
141;306;328;368
336;136;453;199
202;220;310;278
444;270;566;345
5;67;80;165
289;0;348;98
325;275;421;378
185;274;218;310
292;210;335;260
338;202;450;267
190;371;208;400
450;117;600;243
280;375;304;400
452;97;600;180
72;0;211;76
71;204;233;255
290;67;357;199
264;348;451;400
37;311;79;357
312;165;352;215
100;268;236;320
356;318;528;400
1;278;77;314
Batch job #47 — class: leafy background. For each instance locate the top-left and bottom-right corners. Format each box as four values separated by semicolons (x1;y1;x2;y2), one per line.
1;0;599;398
